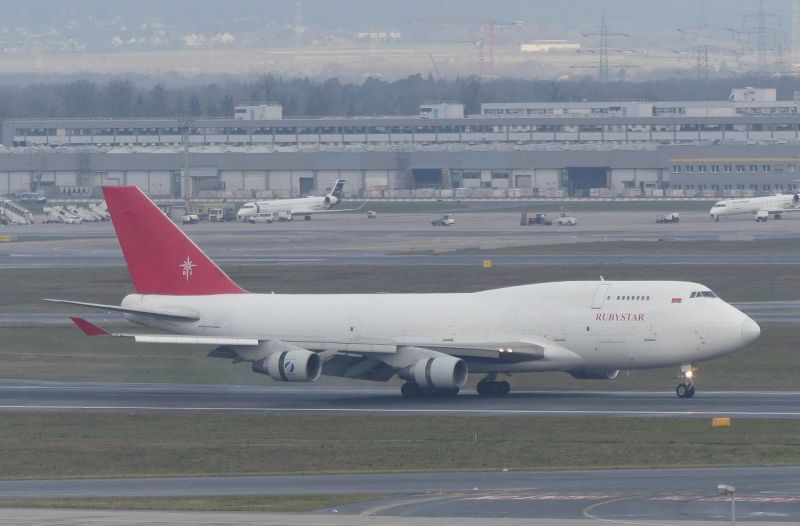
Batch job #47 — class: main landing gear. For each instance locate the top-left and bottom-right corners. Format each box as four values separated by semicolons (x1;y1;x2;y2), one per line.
676;364;697;399
400;382;459;398
476;375;511;397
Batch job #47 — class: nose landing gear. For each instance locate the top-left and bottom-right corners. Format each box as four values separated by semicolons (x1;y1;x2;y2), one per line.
676;364;697;399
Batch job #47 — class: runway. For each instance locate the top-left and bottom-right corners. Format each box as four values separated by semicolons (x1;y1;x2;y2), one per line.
0;467;798;523
1;380;799;418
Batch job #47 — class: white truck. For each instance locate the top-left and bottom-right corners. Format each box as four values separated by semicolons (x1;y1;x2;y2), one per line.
431;214;455;227
557;215;577;226
656;212;680;223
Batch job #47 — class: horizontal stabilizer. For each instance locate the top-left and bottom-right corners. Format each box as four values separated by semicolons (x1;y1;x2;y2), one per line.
70;317;109;336
45;299;200;322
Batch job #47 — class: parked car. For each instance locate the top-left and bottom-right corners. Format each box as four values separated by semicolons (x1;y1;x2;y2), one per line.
366;210;378;219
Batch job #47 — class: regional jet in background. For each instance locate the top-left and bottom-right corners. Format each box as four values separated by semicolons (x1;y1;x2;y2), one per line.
709;193;800;222
53;187;760;399
236;179;361;221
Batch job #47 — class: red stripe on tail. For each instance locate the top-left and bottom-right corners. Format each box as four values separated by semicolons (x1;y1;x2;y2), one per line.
103;186;246;295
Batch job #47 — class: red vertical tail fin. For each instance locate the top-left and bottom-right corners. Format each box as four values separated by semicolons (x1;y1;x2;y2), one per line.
103;186;246;295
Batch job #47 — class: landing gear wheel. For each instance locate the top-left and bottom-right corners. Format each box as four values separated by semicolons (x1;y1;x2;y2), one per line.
477;380;511;397
676;383;695;399
401;382;421;398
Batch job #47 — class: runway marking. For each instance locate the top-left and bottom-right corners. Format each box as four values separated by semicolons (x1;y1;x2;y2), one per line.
468;493;620;501
1;405;800;417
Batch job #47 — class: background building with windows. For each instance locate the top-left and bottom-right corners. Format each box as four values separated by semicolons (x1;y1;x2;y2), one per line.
3;90;800;200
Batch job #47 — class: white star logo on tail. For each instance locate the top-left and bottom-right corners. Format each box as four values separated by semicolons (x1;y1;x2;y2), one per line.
179;256;197;282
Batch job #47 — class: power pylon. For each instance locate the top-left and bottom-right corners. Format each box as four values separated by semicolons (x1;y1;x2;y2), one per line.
573;13;636;82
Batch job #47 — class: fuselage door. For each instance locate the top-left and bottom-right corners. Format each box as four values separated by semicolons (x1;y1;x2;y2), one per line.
591;283;611;309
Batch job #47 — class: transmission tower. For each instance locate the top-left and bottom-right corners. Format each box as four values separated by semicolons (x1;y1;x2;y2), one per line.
739;0;786;75
675;0;739;79
573;13;636;82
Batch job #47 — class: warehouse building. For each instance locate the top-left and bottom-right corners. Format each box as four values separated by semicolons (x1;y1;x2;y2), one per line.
1;144;799;199
3;91;800;199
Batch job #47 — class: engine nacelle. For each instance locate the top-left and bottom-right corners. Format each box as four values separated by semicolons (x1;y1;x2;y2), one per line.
569;368;620;380
252;349;322;382
410;356;468;389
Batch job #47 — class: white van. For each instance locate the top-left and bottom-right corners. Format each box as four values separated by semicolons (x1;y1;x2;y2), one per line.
249;212;275;224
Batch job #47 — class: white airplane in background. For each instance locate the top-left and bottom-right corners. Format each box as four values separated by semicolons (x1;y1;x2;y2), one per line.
52;186;760;399
236;179;361;221
709;193;800;222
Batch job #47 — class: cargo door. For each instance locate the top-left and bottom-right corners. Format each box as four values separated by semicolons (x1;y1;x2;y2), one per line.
591;283;611;309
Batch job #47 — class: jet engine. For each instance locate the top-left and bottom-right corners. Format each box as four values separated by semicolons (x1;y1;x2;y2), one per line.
794;194;799;203
409;356;468;389
569;368;620;380
252;349;322;382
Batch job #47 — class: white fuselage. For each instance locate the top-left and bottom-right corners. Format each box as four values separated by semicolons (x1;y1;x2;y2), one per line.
121;280;758;375
237;196;337;220
710;195;797;218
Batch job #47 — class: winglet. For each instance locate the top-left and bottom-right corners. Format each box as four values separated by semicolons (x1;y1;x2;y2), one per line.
70;317;109;336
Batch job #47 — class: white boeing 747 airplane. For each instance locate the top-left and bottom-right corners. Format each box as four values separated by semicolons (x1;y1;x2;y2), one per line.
236;179;360;221
709;193;800;222
52;187;760;399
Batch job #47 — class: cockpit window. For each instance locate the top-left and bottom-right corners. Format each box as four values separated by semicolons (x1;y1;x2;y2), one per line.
691;290;718;299
714;203;726;208
242;204;255;209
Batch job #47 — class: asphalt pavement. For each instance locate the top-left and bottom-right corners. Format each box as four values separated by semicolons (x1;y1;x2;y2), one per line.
1;380;799;418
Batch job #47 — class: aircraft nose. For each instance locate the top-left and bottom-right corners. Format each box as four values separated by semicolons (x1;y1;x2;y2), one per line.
741;316;761;345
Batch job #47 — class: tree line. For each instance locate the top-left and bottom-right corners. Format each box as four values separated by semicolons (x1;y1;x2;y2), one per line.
2;74;800;121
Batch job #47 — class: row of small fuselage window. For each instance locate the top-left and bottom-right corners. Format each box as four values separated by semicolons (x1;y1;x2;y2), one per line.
610;295;651;301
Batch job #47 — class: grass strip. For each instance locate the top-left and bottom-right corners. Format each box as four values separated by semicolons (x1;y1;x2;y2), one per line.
0;414;797;480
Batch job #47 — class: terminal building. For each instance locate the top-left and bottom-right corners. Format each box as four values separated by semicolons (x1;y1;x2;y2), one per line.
2;90;800;200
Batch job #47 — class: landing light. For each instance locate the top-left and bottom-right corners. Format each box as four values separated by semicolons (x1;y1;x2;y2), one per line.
685;370;694;379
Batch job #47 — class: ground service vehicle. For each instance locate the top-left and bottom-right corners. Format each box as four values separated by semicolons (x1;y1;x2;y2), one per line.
56;186;761;400
656;213;680;223
432;214;455;226
367;210;378;219
523;213;553;225
557;215;577;226
181;213;199;225
249;212;275;224
208;208;237;222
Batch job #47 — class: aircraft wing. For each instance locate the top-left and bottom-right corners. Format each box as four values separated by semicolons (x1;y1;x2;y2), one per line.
68;317;574;381
766;208;800;214
69;317;259;346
